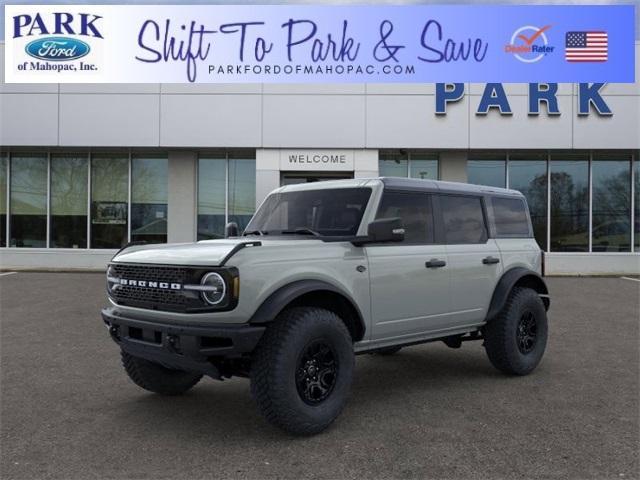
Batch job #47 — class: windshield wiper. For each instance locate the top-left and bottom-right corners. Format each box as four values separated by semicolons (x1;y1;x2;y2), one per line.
281;228;322;237
243;229;267;236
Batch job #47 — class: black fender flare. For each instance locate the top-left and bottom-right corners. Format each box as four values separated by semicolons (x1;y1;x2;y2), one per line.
248;279;366;340
485;267;550;322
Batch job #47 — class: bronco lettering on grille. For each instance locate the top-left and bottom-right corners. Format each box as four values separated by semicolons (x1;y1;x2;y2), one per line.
118;279;182;290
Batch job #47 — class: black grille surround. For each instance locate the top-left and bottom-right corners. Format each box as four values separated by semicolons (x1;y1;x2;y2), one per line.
107;263;238;313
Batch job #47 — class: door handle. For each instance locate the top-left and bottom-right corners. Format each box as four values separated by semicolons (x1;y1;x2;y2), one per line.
426;259;446;268
482;256;500;265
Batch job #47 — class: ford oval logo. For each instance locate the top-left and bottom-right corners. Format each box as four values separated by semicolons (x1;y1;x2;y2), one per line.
25;37;90;62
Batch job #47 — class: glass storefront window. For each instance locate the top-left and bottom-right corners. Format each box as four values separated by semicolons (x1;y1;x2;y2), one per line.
549;155;589;252
379;151;408;177
508;153;548;250
379;151;439;179
635;156;639;251
228;154;256;233
592;154;632;252
467;154;506;187
10;155;47;247
0;155;6;247
50;155;88;248
131;156;168;244
91;155;128;249
409;155;438;180
1;149;637;256
198;151;257;239
198;155;226;240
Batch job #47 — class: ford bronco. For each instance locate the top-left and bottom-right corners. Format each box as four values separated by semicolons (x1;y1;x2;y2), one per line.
102;177;550;435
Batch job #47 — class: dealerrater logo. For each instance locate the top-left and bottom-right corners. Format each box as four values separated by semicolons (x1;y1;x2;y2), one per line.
505;25;554;63
12;12;103;72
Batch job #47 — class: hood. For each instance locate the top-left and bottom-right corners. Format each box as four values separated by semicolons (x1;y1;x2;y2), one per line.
111;237;322;266
112;238;254;266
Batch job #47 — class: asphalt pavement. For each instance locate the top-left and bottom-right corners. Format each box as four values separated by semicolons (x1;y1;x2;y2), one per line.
0;273;638;479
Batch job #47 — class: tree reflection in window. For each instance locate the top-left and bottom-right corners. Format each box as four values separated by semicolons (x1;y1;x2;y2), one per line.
91;155;128;249
508;154;548;250
592;155;631;252
51;155;88;248
131;156;168;245
10;155;47;248
549;157;589;252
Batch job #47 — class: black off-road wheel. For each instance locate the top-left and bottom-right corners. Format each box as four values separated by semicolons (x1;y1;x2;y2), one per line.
121;351;203;395
484;287;548;376
250;307;355;435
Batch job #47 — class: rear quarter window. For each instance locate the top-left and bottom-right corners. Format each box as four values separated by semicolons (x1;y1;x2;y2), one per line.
491;197;531;237
440;195;488;244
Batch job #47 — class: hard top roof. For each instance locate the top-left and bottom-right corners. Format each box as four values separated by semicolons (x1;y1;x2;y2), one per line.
277;177;523;197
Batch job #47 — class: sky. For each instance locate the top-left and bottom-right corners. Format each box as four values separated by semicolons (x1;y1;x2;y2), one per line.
1;0;638;40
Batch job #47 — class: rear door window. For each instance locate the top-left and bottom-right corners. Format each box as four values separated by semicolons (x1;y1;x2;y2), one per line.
440;195;488;244
491;197;531;237
376;191;434;244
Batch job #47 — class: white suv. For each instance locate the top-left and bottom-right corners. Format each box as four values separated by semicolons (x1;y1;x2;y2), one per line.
102;178;550;435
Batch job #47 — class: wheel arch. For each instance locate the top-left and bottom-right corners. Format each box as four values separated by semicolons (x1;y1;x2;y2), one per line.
249;280;366;342
485;267;550;322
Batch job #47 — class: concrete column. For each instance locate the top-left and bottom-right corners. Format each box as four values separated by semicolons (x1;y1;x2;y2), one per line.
439;151;468;183
167;150;197;243
354;149;379;178
255;149;280;206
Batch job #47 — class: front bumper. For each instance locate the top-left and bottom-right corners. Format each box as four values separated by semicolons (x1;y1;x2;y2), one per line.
101;307;265;378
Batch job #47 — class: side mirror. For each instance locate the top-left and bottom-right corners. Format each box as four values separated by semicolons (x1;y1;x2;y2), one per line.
225;222;239;238
366;217;405;243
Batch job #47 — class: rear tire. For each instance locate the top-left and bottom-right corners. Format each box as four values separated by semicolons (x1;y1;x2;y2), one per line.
250;307;354;435
484;287;548;376
121;351;202;395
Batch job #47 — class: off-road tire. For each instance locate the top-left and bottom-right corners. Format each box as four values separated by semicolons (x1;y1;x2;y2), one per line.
375;346;402;356
484;287;548;376
121;351;203;395
250;307;354;435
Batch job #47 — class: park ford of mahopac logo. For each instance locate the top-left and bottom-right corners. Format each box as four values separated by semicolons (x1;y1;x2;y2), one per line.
12;12;103;73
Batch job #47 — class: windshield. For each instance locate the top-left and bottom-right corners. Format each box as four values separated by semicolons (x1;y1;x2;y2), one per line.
245;188;372;237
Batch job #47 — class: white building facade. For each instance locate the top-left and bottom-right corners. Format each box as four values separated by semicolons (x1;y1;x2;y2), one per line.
1;42;639;274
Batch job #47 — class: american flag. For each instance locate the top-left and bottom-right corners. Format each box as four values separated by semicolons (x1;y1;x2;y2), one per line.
565;31;608;62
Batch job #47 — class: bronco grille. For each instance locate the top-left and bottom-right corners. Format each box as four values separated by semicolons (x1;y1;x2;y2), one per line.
107;263;238;313
108;264;200;312
109;264;189;311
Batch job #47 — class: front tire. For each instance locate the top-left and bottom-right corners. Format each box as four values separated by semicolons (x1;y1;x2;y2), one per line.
250;307;354;435
484;287;548;376
121;351;202;395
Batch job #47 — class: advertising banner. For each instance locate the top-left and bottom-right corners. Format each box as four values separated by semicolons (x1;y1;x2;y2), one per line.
3;4;636;83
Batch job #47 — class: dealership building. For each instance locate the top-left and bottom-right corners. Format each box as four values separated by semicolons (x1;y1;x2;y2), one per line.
0;41;639;274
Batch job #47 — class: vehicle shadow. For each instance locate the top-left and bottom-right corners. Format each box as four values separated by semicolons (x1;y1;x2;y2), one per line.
111;344;510;442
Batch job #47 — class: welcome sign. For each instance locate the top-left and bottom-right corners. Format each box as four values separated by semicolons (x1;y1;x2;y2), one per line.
3;4;636;83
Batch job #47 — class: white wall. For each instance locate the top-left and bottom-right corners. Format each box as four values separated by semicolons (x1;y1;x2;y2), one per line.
545;254;640;276
167;151;197;243
0;249;115;271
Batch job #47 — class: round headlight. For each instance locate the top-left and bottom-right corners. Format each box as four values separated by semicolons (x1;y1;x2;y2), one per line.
200;272;226;305
106;265;117;294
